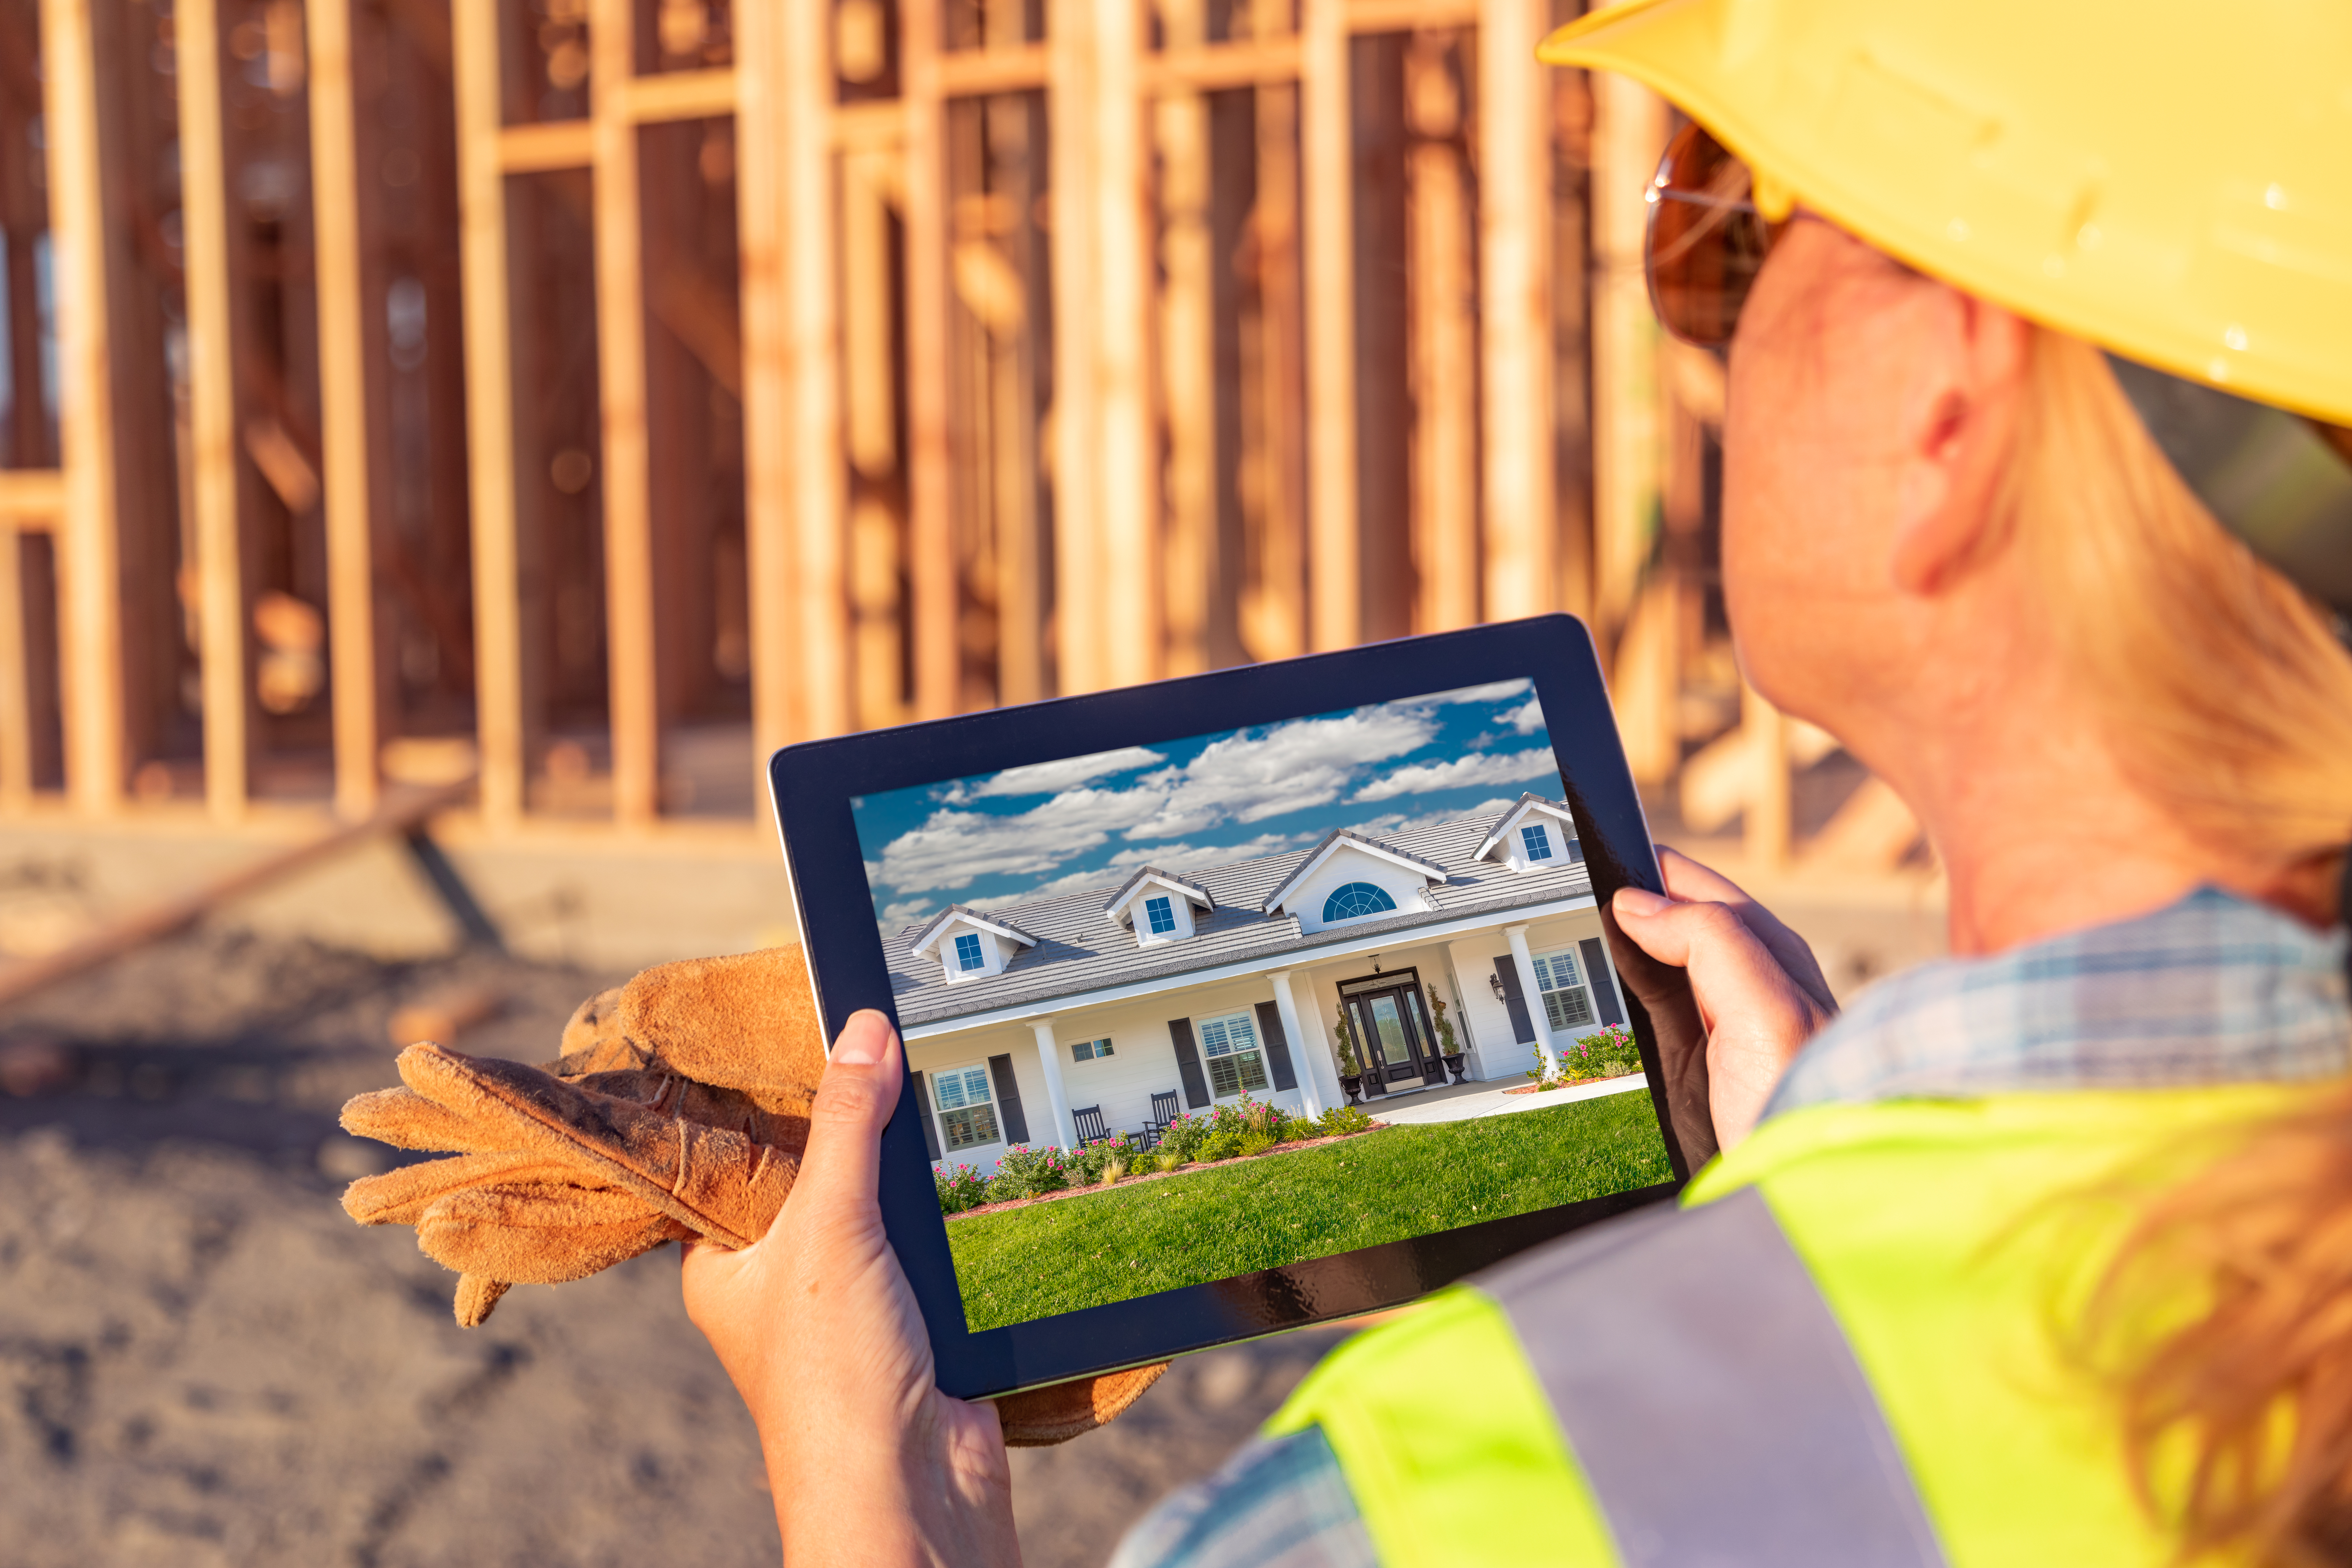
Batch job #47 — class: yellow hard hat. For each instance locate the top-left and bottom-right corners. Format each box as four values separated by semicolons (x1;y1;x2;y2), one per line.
1537;0;2352;432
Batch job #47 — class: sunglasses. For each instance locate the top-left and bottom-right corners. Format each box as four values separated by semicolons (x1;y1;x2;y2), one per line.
1646;122;1784;349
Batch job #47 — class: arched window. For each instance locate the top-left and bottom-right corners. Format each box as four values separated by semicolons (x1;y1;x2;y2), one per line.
1322;882;1397;923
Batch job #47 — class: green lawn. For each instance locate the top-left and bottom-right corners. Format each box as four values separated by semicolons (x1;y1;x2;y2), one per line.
948;1090;1671;1332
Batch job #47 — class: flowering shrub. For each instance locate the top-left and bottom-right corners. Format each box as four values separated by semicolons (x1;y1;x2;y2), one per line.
1070;1132;1138;1185
1560;1025;1642;1081
985;1143;1075;1203
1528;1024;1642;1087
1208;1096;1283;1140
1156;1109;1208;1161
934;1163;989;1214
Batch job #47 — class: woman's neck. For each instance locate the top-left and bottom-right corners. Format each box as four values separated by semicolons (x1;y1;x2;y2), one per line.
1849;670;2256;957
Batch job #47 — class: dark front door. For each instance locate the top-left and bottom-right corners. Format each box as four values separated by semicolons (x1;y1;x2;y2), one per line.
1343;977;1437;1090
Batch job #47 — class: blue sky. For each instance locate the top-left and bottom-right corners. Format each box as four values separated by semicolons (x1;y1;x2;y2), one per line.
851;679;1559;932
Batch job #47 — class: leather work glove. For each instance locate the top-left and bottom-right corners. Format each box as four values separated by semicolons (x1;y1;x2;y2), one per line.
337;947;1164;1445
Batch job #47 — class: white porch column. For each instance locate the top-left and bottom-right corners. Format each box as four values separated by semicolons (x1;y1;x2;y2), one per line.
1030;1021;1080;1150
1504;923;1560;1077
1268;969;1336;1118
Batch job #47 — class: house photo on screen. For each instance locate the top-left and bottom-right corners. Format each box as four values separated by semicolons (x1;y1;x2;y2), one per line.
851;680;1641;1181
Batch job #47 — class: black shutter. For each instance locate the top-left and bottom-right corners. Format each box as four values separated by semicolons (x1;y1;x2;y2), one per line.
910;1071;943;1160
987;1054;1031;1144
1579;937;1624;1027
1492;955;1536;1044
1168;1018;1211;1108
1254;1001;1298;1092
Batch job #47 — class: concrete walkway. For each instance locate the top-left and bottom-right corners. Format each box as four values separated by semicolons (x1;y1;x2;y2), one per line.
1368;1072;1650;1126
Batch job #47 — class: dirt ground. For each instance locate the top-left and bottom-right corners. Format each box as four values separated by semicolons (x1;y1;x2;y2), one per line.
0;928;1343;1568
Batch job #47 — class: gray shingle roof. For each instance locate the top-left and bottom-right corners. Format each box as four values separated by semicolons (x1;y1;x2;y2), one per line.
908;904;1042;954
888;802;1589;1027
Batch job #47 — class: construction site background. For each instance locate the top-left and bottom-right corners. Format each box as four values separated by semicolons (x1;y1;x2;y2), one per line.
0;0;1944;1561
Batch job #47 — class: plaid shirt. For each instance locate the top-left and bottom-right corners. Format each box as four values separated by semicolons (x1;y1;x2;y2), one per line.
1107;887;2351;1568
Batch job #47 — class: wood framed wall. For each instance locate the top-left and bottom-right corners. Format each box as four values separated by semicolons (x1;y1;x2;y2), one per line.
0;0;1917;882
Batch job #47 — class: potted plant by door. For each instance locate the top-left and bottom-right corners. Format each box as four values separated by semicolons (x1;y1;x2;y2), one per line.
1430;995;1467;1083
1333;1005;1365;1104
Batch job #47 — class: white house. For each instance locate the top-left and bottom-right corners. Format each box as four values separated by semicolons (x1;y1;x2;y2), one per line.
892;794;1631;1175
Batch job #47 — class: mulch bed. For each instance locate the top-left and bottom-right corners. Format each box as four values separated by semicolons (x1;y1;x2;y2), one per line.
943;1122;1390;1222
1501;1070;1645;1096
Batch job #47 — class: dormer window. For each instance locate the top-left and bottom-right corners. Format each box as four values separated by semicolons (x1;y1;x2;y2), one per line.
1475;794;1581;874
1322;882;1397;923
1103;868;1214;948
908;905;1040;983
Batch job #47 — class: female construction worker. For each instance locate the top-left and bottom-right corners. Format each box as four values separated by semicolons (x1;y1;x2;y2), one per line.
680;0;2352;1562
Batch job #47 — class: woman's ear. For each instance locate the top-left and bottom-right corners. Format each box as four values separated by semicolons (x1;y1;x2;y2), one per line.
1888;296;2031;596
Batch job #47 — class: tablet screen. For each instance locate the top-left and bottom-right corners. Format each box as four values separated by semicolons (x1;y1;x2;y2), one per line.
849;678;1670;1334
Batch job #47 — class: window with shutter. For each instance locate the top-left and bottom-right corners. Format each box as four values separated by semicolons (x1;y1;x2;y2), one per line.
1196;1011;1270;1099
1529;948;1596;1032
931;1065;1002;1150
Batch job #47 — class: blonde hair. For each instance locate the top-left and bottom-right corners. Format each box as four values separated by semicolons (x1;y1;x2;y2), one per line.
2001;329;2352;874
2004;330;2352;1561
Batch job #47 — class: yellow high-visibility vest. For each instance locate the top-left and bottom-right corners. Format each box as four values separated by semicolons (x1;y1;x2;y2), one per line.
1269;1083;2308;1566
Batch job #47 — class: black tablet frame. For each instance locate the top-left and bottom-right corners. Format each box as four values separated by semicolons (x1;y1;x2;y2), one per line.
767;614;1689;1400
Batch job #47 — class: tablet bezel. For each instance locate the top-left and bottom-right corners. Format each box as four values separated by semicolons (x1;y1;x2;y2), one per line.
768;615;1690;1400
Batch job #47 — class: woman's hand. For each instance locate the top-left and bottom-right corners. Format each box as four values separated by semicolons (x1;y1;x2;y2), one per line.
681;1010;1021;1568
1611;847;1838;1151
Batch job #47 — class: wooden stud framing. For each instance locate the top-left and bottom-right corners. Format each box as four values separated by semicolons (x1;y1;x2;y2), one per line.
734;0;790;775
453;0;525;827
1092;0;1155;688
1047;0;1102;692
782;0;849;740
0;518;25;808
306;0;381;820
175;0;248;822
589;0;658;827
1156;0;1215;678
1589;71;1665;648
1300;0;1357;652
902;0;958;720
37;0;119;817
1478;0;1554;622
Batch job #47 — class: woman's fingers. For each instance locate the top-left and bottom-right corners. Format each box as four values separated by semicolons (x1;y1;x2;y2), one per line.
1657;846;1839;1014
1612;873;1835;1148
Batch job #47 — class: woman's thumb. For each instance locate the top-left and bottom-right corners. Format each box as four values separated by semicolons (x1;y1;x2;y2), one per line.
793;1010;904;1212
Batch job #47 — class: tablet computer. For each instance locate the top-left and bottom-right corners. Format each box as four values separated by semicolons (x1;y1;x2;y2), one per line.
768;614;1690;1400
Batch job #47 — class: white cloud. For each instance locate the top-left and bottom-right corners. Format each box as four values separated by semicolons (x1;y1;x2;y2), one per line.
870;784;1160;894
1429;679;1531;705
879;898;938;931
1501;696;1545;735
870;705;1440;896
1123;707;1437;836
1349;747;1557;804
968;746;1167;799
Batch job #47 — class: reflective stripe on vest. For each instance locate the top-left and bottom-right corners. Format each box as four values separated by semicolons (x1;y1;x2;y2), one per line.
1480;1186;1947;1568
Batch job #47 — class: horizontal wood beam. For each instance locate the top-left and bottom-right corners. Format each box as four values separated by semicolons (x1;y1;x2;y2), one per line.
1147;37;1302;92
832;100;903;152
498;119;595;172
0;470;65;527
609;65;737;123
936;42;1048;97
1345;0;1478;31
